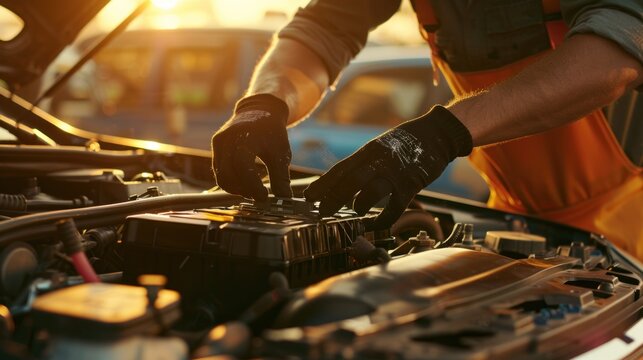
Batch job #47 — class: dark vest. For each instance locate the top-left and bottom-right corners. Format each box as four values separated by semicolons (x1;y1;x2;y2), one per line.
412;0;557;72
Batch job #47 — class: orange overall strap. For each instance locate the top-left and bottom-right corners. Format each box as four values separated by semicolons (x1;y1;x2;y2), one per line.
413;0;438;29
411;0;442;86
542;0;567;48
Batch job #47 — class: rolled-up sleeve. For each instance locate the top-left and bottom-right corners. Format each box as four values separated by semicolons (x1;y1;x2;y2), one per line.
562;0;643;64
278;0;401;82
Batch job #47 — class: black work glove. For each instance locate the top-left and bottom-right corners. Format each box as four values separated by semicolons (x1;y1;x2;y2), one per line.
304;105;472;229
212;94;292;201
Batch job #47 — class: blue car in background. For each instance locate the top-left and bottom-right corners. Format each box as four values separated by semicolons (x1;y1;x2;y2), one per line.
288;46;489;201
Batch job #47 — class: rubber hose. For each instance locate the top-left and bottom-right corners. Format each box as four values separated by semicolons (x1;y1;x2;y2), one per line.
0;194;27;211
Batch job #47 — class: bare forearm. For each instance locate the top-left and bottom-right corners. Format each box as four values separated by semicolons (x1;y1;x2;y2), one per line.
449;34;643;146
247;38;330;125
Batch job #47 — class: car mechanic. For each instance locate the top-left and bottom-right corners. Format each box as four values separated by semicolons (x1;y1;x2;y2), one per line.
211;1;642;258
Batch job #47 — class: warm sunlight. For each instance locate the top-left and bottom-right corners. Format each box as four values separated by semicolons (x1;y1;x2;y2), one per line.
211;0;306;27
151;0;179;10
152;13;181;29
85;0;421;44
141;140;162;151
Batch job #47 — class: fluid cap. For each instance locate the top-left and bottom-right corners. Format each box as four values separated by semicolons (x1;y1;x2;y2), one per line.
484;231;546;257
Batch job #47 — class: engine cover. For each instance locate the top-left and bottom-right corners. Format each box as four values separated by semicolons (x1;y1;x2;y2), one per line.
121;197;392;319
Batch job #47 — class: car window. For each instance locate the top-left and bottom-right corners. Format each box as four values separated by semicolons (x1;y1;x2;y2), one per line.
94;47;154;110
315;66;451;128
162;45;240;111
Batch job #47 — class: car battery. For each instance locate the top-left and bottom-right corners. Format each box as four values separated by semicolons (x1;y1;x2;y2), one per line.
121;197;392;319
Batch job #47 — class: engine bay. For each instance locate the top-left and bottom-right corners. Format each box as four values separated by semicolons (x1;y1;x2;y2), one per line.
0;165;641;360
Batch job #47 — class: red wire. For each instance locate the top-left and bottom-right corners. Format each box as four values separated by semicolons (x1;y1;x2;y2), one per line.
70;252;100;283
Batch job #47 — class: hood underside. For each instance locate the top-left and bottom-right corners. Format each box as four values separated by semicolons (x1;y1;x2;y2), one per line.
0;0;108;88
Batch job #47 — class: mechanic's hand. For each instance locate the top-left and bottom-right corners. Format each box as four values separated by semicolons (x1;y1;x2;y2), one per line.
212;94;292;201
304;105;472;229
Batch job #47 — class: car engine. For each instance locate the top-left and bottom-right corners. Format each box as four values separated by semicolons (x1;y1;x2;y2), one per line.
0;166;641;360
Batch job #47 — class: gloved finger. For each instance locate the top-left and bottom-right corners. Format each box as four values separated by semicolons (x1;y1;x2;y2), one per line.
318;192;349;217
212;144;243;195
370;193;411;230
353;178;393;216
233;148;269;201
262;153;293;198
317;170;372;217
304;154;362;202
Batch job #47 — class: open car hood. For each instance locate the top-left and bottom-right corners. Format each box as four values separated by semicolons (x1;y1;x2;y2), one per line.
0;0;108;88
